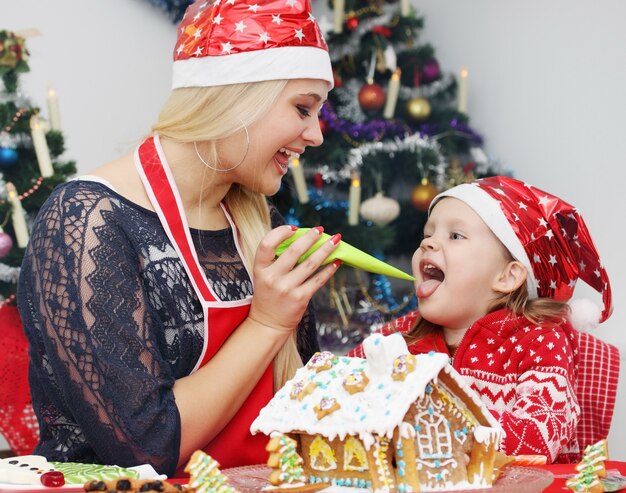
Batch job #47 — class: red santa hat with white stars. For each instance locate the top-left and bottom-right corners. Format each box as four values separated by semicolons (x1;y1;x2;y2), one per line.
430;175;612;330
172;0;333;89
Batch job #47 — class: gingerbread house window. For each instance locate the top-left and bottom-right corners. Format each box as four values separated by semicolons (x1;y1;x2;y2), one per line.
343;436;369;471
309;435;338;471
416;409;452;459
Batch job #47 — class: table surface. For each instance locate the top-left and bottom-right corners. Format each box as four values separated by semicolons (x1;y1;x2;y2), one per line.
174;461;626;493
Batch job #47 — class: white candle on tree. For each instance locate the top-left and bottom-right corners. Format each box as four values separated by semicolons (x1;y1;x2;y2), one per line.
457;67;469;113
289;157;309;204
383;68;402;119
6;182;29;248
47;86;61;130
333;0;345;33
30;115;54;178
348;171;361;226
400;0;411;17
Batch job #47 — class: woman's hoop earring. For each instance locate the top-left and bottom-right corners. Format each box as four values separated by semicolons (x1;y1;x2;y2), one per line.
194;122;250;173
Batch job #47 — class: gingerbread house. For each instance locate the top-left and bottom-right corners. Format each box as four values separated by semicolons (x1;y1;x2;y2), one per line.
251;333;504;492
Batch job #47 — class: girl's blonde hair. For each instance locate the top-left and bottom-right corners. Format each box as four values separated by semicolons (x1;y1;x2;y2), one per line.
406;262;570;344
152;80;302;390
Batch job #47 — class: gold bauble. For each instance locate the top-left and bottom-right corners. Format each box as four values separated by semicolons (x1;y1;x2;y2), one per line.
406;97;431;122
411;178;439;212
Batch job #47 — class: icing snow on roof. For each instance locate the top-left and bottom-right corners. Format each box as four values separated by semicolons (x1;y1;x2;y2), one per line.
251;333;500;448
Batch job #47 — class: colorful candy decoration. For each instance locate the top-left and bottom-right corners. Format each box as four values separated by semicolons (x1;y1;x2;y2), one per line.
343;370;369;394
290;380;317;401
306;351;337;373
314;397;341;420
40;471;65;487
391;354;416;381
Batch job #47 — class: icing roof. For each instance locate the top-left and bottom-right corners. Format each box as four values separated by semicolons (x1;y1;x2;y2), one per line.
251;333;502;446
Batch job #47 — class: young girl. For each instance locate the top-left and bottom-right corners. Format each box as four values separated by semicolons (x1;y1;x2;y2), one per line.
349;175;613;463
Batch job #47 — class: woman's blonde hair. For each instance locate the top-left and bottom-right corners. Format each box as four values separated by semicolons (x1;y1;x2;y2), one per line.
152;80;302;390
406;264;571;344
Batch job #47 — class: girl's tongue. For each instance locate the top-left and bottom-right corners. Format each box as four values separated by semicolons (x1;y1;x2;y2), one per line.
417;279;442;298
417;264;444;298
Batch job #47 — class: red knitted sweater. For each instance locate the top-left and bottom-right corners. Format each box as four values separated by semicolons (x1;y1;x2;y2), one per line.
348;308;581;463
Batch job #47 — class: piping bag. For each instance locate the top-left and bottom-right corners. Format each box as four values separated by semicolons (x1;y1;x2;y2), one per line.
275;228;415;281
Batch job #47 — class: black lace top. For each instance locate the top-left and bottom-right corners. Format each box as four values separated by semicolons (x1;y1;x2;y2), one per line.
17;179;319;476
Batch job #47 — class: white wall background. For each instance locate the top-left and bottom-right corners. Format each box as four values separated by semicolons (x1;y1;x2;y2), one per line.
4;0;625;459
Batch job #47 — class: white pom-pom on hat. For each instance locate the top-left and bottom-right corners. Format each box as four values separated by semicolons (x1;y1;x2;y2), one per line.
568;298;602;332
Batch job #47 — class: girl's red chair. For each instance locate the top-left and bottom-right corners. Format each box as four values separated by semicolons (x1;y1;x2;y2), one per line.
574;331;620;452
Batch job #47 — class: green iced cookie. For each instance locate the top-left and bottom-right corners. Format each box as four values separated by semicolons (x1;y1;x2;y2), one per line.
49;462;140;484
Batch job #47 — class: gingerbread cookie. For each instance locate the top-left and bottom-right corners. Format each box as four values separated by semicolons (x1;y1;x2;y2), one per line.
313;397;340;420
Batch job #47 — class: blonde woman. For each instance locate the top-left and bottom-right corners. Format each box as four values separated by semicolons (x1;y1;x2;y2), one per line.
18;0;337;477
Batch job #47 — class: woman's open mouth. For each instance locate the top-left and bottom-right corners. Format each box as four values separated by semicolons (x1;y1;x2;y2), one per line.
275;147;301;174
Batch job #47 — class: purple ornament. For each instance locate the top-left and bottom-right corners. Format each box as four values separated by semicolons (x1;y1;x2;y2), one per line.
421;58;441;83
0;231;13;257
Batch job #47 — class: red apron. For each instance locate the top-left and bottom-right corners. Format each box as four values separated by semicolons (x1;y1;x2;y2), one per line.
135;135;272;471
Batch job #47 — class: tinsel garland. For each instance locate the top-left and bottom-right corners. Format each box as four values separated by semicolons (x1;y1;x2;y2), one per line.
334;81;368;124
315;126;446;184
328;4;421;62
0;263;19;284
328;5;397;62
144;0;194;23
398;72;456;101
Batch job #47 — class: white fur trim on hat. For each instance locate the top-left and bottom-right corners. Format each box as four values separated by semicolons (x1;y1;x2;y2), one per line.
430;183;539;298
172;46;334;89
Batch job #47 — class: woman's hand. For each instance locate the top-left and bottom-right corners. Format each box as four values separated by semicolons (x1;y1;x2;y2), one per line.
249;225;341;332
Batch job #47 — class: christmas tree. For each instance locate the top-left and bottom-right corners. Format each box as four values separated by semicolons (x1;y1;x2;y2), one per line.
271;1;500;351
0;30;76;303
0;30;76;454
